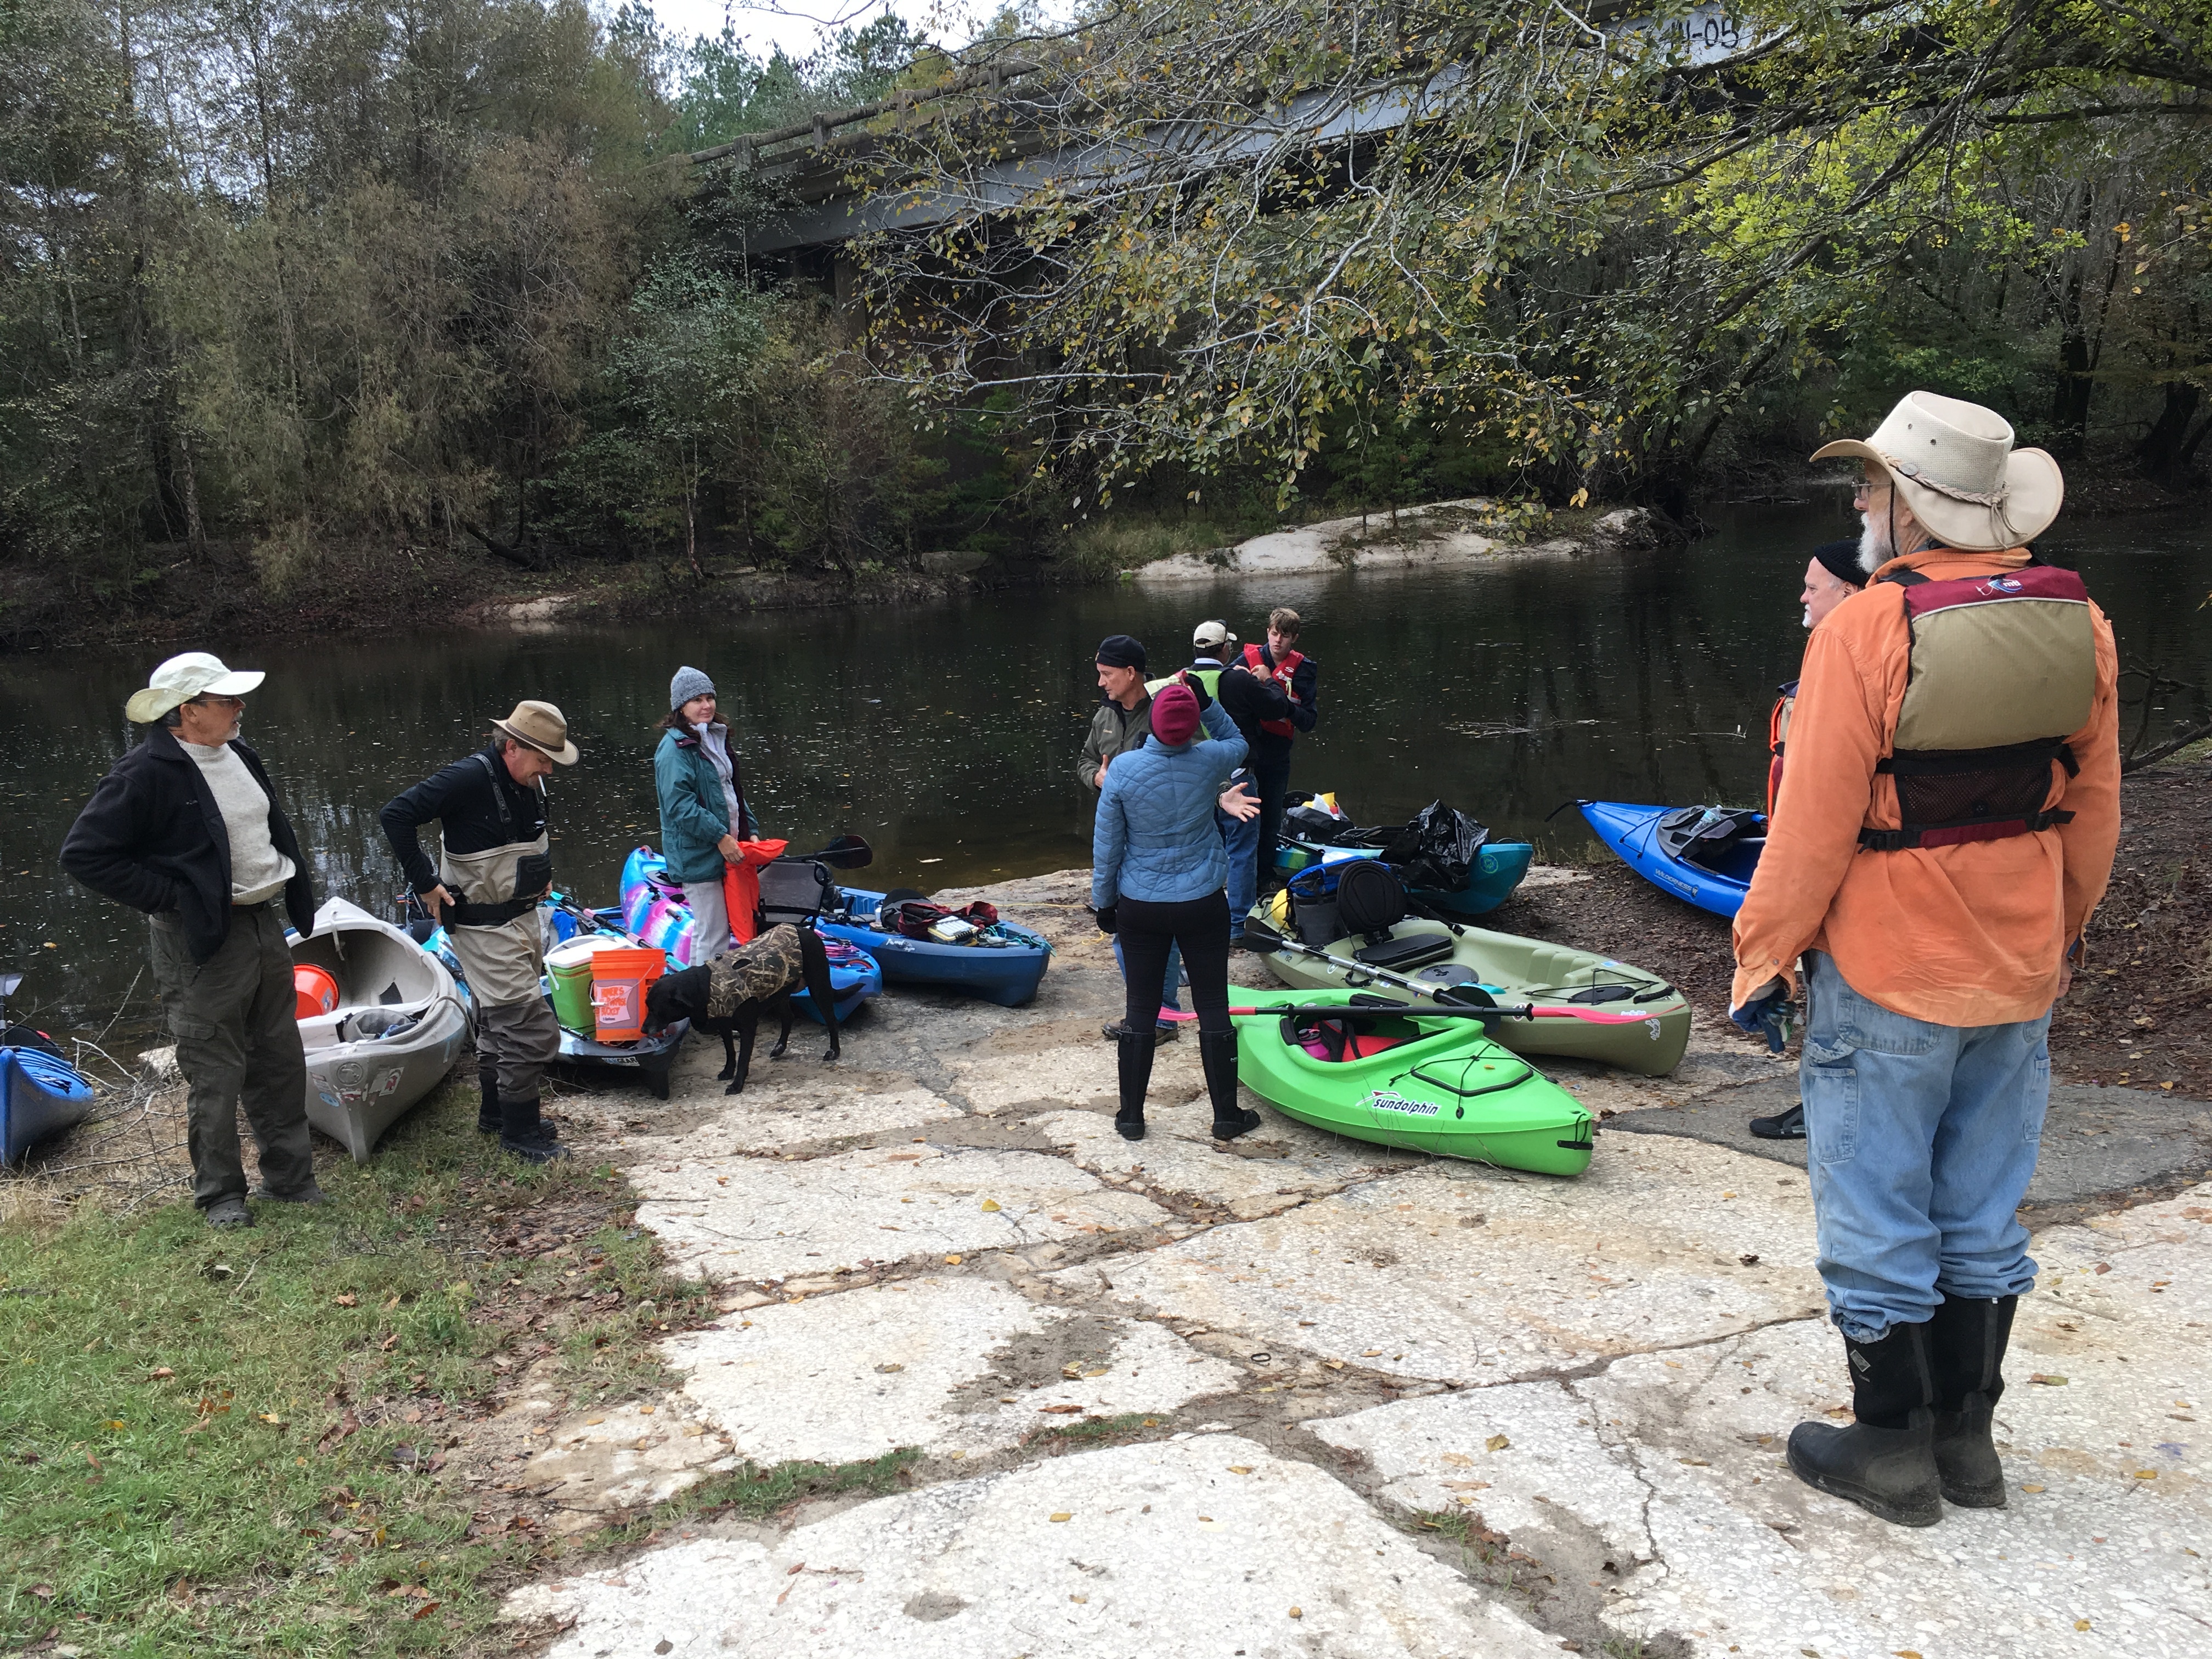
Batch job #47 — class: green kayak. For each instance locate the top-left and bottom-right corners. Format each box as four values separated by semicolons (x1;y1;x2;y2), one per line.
1252;893;1691;1076
1231;988;1594;1176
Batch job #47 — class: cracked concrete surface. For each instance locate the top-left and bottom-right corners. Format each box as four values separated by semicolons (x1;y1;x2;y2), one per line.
503;868;2212;1659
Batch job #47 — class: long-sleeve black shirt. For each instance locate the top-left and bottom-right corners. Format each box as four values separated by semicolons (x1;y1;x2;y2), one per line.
1218;648;1318;765
379;744;549;894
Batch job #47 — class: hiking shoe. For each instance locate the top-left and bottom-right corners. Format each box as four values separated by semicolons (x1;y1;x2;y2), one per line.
1749;1102;1806;1139
206;1197;254;1229
501;1134;572;1165
1101;1018;1178;1043
254;1182;328;1205
1211;1108;1263;1142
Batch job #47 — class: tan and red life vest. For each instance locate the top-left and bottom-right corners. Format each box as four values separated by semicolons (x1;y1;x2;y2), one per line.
1243;642;1306;738
1859;561;2096;851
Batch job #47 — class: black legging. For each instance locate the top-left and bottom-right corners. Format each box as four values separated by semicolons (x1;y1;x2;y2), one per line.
1119;891;1233;1037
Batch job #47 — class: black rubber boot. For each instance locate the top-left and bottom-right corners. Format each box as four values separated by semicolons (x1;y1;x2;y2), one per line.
499;1095;571;1164
1928;1293;2016;1508
1787;1321;1942;1527
1115;1029;1154;1140
1103;1018;1177;1043
476;1057;500;1135
1201;1029;1260;1141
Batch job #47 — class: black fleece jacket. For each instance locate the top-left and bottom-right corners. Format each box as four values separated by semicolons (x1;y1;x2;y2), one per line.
379;744;550;896
59;724;317;963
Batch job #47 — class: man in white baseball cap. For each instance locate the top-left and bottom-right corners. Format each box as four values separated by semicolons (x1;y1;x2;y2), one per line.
62;653;321;1228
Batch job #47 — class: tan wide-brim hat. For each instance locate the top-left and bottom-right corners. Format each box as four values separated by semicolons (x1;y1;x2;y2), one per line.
490;699;579;765
1812;390;2064;551
125;651;267;724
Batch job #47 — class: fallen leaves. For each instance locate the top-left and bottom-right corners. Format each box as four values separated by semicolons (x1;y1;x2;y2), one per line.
979;1199;1001;1213
147;1367;174;1381
2029;1374;2069;1386
1048;1511;1073;1522
1485;1434;1511;1452
334;1294;357;1307
1039;1404;1082;1415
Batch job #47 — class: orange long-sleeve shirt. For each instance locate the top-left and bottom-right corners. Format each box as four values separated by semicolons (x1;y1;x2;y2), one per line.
1730;548;2120;1026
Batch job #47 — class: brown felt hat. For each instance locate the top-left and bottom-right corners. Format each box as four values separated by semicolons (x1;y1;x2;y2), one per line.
489;700;579;765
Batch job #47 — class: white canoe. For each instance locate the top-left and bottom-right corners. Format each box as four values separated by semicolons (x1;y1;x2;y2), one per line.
291;898;472;1161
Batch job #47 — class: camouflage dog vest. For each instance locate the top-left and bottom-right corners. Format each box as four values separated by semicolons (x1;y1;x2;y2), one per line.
703;923;808;1018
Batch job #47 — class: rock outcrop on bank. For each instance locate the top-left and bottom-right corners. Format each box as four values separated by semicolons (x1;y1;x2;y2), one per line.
493;864;2211;1659
1132;501;1664;585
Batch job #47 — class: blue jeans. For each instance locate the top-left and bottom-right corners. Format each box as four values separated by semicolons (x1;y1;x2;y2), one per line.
1114;935;1182;1014
1218;778;1260;936
1800;951;2051;1342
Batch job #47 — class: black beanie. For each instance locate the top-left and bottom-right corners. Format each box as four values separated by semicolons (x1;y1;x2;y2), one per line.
1095;634;1147;671
1812;539;1865;588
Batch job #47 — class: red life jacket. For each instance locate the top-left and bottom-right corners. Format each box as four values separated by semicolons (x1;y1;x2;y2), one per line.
1766;681;1796;822
1858;561;2095;851
1243;642;1306;738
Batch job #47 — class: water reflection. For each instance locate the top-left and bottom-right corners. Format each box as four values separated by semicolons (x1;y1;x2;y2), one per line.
5;500;2207;1040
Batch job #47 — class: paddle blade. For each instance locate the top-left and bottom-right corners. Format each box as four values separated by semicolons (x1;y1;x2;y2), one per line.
1241;918;1288;952
1432;983;1498;1009
816;834;874;871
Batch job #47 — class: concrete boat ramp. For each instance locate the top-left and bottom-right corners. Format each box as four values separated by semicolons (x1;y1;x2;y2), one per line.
503;870;2212;1658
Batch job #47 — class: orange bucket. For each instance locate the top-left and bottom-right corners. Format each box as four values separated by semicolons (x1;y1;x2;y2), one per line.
294;964;340;1022
587;946;666;1042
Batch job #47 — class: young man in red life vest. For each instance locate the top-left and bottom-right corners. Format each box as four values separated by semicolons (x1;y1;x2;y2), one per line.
1726;391;2118;1532
1224;606;1319;899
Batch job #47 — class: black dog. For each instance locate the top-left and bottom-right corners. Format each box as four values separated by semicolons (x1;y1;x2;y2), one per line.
641;923;840;1094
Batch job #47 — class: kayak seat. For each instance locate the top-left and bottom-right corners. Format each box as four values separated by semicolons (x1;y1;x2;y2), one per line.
1291;1017;1413;1063
1353;933;1455;973
1300;1032;1410;1062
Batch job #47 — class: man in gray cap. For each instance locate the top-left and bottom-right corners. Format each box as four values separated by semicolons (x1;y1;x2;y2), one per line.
382;701;579;1164
61;652;321;1227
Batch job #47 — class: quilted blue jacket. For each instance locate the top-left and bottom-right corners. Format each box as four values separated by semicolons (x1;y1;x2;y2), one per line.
1091;701;1248;907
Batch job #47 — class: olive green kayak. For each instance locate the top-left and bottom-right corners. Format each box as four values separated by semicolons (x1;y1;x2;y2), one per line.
1251;894;1691;1076
1230;987;1594;1176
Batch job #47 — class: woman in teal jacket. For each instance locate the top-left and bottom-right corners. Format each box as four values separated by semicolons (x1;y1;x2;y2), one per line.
654;666;758;960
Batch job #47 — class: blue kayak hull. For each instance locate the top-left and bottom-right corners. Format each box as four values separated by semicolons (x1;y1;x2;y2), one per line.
821;888;1052;1007
1578;800;1762;918
1;1046;95;1166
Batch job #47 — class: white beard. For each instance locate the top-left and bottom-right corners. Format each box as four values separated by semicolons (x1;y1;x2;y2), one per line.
1801;607;1814;630
1857;516;1889;573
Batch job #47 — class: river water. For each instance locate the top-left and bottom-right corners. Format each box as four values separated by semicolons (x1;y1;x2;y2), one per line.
7;499;2209;1045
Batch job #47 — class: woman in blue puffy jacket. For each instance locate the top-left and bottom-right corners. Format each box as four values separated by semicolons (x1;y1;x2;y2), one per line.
1092;679;1262;1142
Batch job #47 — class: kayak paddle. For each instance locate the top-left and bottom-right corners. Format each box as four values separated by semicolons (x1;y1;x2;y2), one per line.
799;834;874;871
1156;997;1654;1028
1239;918;1654;1024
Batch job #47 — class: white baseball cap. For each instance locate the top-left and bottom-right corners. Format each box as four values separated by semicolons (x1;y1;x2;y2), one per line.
125;652;267;724
1192;619;1236;651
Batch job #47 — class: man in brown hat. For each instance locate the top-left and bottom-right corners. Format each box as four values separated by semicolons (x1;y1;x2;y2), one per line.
61;653;321;1227
381;702;579;1164
1726;391;2118;1530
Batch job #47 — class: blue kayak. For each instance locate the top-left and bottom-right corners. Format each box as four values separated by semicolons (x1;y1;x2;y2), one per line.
616;848;882;1025
1;1044;94;1166
821;888;1052;1008
1274;823;1534;917
1578;800;1765;918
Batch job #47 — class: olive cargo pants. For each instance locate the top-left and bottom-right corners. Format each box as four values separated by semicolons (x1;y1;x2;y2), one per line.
150;901;315;1207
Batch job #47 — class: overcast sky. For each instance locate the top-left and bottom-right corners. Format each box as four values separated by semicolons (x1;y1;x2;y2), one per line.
643;0;955;60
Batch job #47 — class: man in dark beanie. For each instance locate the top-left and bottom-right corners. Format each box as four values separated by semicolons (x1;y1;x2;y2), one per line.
1076;635;1182;1041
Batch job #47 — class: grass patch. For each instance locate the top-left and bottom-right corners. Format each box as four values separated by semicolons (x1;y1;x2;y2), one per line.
1055;504;1287;577
0;1080;708;1656
590;1446;924;1550
1025;1411;1161;1449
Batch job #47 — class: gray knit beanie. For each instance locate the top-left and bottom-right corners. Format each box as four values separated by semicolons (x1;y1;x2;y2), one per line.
670;665;715;712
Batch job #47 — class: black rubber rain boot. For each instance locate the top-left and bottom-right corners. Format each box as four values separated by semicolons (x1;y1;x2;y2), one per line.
1115;1029;1154;1140
499;1096;571;1164
1928;1293;2016;1508
1200;1029;1260;1142
1787;1321;1942;1527
476;1057;501;1135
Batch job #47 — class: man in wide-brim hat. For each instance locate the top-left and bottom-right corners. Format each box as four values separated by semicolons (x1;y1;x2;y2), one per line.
61;653;323;1227
1725;391;2120;1529
380;701;579;1163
